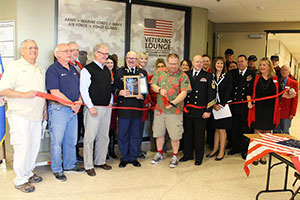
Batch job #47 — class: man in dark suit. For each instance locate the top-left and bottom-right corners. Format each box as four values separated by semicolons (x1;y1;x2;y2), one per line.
112;51;148;168
180;55;216;165
228;54;255;159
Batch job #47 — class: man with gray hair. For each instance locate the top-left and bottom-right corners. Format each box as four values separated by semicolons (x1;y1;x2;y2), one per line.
46;43;84;182
68;41;84;162
112;50;148;168
274;65;298;134
0;39;47;192
80;44;113;176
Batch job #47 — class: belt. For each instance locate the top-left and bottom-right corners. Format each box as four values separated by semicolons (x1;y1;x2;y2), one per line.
49;101;69;107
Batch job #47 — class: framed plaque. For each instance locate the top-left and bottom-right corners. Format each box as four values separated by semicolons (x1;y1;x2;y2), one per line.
140;76;149;95
123;75;140;97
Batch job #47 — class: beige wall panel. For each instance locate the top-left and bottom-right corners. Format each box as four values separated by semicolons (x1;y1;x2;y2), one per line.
217;32;266;61
189;7;208;59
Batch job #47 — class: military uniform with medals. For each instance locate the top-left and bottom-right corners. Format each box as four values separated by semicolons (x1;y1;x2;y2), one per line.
183;69;216;164
229;68;255;157
112;66;148;163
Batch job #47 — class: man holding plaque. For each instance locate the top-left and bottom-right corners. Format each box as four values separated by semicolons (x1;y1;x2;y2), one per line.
112;50;148;168
150;53;191;168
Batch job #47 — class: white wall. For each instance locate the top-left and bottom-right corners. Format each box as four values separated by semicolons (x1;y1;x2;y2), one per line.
17;0;55;69
216;32;266;60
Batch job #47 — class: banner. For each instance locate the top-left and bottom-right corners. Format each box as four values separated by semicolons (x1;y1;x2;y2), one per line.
0;54;6;145
57;0;126;65
131;4;185;74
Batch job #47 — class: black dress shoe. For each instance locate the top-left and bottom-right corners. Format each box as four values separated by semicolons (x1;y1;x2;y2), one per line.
94;164;112;170
215;154;225;161
195;161;202;166
241;153;247;160
253;161;259;165
138;154;146;159
54;172;67;181
259;158;267;165
86;169;96;176
179;157;193;162
227;149;239;155
131;160;141;167
206;150;219;158
119;161;128;168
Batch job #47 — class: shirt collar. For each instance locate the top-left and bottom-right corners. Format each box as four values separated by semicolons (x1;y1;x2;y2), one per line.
193;69;201;74
239;68;247;76
93;60;105;69
20;57;37;67
128;66;136;72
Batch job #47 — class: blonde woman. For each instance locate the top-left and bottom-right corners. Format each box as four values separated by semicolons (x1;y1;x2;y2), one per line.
247;57;295;164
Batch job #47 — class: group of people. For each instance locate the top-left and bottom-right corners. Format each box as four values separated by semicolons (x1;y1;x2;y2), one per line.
0;40;298;193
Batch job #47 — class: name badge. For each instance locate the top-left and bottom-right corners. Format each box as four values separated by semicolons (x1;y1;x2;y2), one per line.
61;73;67;77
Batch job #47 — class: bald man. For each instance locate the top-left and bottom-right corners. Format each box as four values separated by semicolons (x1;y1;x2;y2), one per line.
46;43;84;182
274;65;298;134
112;50;148;168
180;55;215;165
0;39;47;193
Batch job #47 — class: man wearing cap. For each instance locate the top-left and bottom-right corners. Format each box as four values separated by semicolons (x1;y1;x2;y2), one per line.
271;55;281;78
247;55;257;71
225;48;234;70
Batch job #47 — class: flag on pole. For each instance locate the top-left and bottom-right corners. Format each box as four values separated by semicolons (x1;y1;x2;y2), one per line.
244;133;300;176
0;54;6;145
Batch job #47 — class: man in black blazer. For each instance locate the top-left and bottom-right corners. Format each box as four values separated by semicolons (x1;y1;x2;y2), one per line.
180;55;216;165
228;54;255;159
112;51;148;168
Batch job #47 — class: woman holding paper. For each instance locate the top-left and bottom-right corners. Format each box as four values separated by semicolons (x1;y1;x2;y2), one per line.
206;57;232;161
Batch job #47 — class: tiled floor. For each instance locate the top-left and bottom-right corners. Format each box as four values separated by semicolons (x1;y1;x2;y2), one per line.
1;102;300;200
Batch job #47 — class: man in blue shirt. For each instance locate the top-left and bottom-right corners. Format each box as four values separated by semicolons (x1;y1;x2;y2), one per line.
46;43;84;182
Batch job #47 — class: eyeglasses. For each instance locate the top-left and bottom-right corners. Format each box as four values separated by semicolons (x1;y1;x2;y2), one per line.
70;49;79;52
23;46;38;51
59;50;71;53
97;51;109;56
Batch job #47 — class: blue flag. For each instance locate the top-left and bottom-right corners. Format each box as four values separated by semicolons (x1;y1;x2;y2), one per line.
0;54;6;145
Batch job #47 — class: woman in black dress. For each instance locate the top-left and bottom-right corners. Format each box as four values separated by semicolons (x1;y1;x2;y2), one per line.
247;57;295;164
247;58;280;133
206;57;232;161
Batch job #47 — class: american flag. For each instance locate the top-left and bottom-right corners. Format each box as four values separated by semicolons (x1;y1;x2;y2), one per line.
244;133;300;176
144;18;173;38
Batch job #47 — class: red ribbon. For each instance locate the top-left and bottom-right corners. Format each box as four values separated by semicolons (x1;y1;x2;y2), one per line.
36;91;159;112
36;89;288;113
183;89;288;113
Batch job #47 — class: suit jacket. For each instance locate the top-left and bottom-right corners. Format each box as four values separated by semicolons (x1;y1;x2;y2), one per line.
184;69;216;118
230;68;255;114
213;72;232;105
280;77;299;119
112;66;148;118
